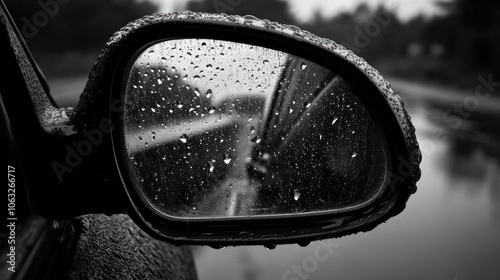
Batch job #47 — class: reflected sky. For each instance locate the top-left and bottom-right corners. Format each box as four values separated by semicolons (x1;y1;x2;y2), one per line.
193;78;500;279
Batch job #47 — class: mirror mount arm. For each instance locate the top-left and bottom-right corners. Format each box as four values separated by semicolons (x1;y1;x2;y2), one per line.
53;132;126;219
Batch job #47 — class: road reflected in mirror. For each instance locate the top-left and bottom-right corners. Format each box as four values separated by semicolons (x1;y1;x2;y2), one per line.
123;39;390;218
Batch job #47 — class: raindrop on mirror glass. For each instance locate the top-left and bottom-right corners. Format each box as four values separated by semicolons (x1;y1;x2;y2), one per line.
264;244;276;250
294;189;300;201
179;134;188;143
223;153;232;164
298;241;310;247
251;136;261;143
206;89;213;98
206;161;215;172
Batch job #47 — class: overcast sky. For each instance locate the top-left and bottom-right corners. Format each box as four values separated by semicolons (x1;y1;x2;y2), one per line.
147;0;442;22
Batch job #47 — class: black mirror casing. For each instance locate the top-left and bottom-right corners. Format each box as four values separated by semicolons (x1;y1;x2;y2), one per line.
72;12;421;246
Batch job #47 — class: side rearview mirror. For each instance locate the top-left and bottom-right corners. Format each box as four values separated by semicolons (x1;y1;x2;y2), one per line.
71;12;421;246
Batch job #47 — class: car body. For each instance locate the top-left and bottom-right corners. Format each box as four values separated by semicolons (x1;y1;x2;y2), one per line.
0;3;197;279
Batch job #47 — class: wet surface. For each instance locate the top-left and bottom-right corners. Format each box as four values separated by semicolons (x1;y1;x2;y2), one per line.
121;39;392;218
193;79;500;280
49;76;500;279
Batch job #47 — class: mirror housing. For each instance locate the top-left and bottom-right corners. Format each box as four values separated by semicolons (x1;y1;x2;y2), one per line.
72;12;421;246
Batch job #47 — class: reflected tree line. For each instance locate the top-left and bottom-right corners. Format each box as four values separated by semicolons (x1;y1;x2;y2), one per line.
5;0;500;92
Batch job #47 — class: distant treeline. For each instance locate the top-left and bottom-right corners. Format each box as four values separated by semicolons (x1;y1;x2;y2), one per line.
187;0;500;90
5;0;500;90
4;0;157;77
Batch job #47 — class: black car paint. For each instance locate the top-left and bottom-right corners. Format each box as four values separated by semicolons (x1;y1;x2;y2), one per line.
0;3;198;280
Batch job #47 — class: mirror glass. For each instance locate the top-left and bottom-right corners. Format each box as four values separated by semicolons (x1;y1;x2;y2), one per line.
123;39;390;218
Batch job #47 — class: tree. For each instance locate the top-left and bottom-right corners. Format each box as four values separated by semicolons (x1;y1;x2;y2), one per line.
433;0;500;78
186;0;296;25
4;0;158;53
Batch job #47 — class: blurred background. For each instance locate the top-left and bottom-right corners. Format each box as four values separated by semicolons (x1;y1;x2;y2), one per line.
5;0;500;279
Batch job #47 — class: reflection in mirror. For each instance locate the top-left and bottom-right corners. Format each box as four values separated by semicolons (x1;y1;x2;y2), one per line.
123;39;389;218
